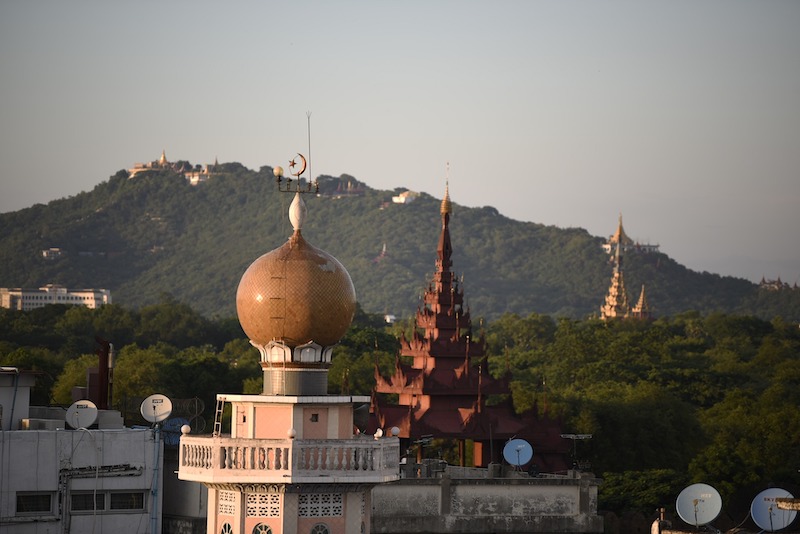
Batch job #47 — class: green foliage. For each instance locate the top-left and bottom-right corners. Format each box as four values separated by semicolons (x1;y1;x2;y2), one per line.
2;165;798;321
51;353;97;404
600;470;690;516
487;311;800;516
2;167;798;523
329;314;400;395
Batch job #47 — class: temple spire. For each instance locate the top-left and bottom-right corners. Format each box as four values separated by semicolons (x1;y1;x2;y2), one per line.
600;241;630;320
437;168;453;272
630;284;653;320
441;163;452;215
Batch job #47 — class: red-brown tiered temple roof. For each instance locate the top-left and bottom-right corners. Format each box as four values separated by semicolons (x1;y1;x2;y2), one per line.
370;183;568;472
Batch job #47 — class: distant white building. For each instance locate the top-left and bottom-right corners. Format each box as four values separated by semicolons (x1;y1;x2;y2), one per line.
0;285;111;311
184;158;222;186
391;190;419;204
0;368;163;534
41;248;64;261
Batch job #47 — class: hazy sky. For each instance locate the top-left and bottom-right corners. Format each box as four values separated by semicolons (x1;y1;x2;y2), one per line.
1;1;798;284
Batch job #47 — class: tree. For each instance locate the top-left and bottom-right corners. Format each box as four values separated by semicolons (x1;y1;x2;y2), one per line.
136;294;214;348
51;354;97;404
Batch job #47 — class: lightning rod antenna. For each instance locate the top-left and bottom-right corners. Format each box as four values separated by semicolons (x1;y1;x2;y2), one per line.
306;111;312;186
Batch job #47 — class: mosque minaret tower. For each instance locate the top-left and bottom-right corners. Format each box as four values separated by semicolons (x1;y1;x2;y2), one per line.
179;160;400;534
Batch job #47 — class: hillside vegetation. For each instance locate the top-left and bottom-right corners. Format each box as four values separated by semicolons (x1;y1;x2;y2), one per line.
1;301;798;527
1;164;798;321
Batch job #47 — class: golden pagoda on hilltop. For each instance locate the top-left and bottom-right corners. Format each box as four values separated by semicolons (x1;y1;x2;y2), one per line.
600;240;655;321
128;149;175;178
600;242;631;320
602;214;660;254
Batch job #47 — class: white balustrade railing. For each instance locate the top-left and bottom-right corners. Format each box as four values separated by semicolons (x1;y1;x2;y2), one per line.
179;436;400;483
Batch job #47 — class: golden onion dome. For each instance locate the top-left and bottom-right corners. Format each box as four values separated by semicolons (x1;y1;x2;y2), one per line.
236;193;356;348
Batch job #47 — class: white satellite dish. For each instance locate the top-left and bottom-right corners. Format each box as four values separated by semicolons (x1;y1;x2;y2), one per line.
140;394;173;424
66;399;98;429
676;483;723;527
751;488;797;532
502;438;534;466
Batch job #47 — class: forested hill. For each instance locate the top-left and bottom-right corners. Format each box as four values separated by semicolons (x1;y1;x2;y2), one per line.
1;164;798;321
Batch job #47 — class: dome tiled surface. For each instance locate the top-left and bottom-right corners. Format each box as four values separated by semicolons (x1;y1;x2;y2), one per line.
236;233;356;348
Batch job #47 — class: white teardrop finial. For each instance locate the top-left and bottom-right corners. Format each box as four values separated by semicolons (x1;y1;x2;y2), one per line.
289;191;307;231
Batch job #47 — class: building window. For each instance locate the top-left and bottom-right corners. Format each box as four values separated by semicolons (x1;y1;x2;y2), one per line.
71;492;105;511
16;493;52;514
299;493;342;517
221;523;233;534
310;524;330;534
219;490;237;515
110;492;145;510
246;493;281;517
252;524;273;534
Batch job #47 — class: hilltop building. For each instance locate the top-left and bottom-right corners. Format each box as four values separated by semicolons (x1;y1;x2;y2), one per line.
185;157;222;186
602;214;659;254
178;187;400;534
0;284;111;311
759;277;798;291
391;190;419;204
370;183;569;472
128;150;221;185
128;149;175;178
41;247;64;260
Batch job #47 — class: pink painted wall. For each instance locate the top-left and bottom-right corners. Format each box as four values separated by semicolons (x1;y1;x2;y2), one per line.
254;404;294;439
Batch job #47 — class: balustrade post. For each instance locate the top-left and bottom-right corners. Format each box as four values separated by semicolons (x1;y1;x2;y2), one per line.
334;447;340;470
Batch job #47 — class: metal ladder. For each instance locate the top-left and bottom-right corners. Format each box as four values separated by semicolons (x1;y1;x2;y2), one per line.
212;397;224;436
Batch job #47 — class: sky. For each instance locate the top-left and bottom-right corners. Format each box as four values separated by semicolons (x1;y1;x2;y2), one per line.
1;1;798;284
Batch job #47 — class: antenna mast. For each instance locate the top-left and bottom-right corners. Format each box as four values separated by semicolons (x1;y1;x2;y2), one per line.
306;111;312;185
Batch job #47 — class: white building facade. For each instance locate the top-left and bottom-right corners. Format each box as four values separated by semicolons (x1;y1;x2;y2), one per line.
0;368;163;534
0;285;112;311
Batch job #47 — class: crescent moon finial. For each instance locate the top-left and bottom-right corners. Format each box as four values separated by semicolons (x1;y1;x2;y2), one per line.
289;153;307;178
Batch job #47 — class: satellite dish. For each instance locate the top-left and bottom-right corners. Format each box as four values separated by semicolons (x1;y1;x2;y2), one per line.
140;394;173;424
161;417;189;447
66;400;98;429
751;488;797;532
676;483;723;527
502;438;534;466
